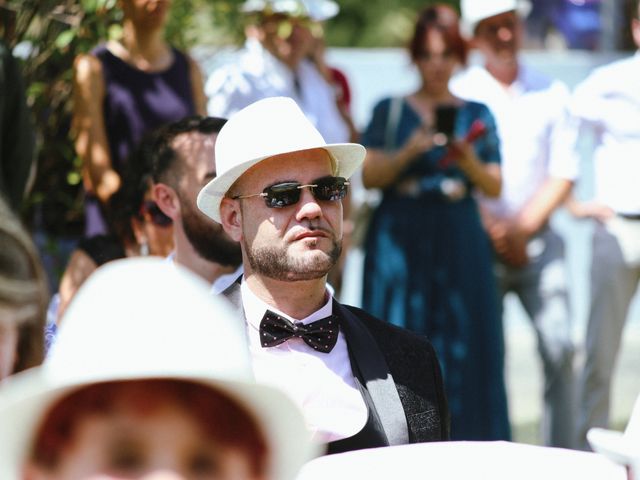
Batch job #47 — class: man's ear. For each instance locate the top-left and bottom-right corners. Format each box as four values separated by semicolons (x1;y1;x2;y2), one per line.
219;197;243;242
153;183;179;220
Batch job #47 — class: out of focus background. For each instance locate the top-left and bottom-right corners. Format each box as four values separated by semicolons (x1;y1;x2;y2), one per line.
3;0;639;444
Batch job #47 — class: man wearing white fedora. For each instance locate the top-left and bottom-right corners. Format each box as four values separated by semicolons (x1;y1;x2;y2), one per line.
205;0;350;145
0;257;317;480
588;393;640;480
197;96;449;453
450;0;578;448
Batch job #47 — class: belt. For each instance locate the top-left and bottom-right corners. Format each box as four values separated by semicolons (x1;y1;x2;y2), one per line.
617;212;640;220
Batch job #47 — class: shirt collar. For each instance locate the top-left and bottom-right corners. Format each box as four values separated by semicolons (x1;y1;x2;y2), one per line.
240;279;334;333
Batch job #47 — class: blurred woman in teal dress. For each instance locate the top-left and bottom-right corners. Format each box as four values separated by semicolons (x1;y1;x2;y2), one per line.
360;4;510;440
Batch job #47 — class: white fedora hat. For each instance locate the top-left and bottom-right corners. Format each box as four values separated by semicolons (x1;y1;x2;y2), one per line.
242;0;339;21
588;394;640;474
0;258;318;480
197;96;365;223
460;0;532;36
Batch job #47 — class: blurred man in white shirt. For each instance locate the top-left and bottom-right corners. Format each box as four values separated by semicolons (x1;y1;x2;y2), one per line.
568;0;640;450
205;0;349;145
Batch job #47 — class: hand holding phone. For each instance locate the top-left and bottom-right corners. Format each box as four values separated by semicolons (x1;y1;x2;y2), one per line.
435;105;458;139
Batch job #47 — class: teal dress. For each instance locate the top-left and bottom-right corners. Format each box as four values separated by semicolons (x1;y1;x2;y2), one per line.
361;97;510;441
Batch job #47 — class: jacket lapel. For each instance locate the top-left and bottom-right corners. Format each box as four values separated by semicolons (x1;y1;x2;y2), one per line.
333;301;409;445
221;284;409;445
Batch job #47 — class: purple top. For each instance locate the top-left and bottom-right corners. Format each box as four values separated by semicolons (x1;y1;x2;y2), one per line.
85;45;196;235
94;44;196;174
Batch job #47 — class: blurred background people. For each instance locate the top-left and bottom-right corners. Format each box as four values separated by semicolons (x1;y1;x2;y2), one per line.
0;39;36;213
205;0;350;144
451;0;578;448
568;0;640;450
72;0;206;237
300;0;359;143
52;135;174;333
360;5;508;441
0;257;316;480
151;115;242;289
0;196;48;380
526;0;602;50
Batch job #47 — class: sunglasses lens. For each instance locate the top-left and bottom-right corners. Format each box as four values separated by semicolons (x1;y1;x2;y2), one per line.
264;182;301;208
260;177;349;208
314;177;348;201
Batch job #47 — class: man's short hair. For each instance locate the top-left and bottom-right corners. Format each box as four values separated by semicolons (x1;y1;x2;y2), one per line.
151;116;227;187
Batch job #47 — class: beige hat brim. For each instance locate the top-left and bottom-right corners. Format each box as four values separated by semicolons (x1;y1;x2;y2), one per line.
197;142;365;223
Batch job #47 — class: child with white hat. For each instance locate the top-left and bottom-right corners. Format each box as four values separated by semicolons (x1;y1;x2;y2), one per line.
0;258;316;480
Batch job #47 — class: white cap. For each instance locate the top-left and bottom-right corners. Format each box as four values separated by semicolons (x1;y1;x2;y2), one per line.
460;0;531;36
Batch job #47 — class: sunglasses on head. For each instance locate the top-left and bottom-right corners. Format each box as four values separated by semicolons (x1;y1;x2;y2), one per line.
139;200;173;227
232;176;349;209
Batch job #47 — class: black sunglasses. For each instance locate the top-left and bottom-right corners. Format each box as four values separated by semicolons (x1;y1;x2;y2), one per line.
233;176;349;208
139;200;173;227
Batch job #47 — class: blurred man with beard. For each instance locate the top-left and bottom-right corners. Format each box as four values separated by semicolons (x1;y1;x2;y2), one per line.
151;116;242;292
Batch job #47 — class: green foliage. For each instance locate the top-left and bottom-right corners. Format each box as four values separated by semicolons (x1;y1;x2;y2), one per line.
323;0;458;47
3;0;457;237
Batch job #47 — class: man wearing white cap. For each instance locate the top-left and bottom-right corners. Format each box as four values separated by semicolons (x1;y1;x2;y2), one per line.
205;0;349;145
450;0;578;448
197;96;449;453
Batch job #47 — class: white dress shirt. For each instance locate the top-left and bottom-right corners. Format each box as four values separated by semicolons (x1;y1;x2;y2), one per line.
205;38;350;144
569;52;640;214
450;64;579;217
240;280;367;443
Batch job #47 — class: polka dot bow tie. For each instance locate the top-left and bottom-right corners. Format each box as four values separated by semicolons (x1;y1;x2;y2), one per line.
259;310;340;353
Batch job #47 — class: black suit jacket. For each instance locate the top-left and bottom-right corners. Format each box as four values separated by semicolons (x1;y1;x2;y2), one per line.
221;282;450;449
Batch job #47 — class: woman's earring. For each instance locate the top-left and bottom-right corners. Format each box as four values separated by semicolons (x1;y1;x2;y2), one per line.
140;241;149;256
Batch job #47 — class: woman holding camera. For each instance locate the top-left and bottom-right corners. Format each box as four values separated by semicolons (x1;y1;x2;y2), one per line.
360;5;508;441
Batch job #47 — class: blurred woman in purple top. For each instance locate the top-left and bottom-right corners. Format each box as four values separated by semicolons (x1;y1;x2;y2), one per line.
72;0;207;236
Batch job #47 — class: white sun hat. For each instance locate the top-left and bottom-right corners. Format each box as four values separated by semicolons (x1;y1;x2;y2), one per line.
299;0;339;21
460;0;532;36
0;257;319;480
197;96;365;223
297;441;626;480
588;394;640;476
241;0;339;21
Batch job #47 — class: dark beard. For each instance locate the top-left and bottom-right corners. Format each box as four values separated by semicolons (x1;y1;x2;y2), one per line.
179;193;242;267
245;237;342;282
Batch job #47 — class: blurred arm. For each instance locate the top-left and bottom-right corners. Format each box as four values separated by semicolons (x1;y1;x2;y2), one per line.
57;249;98;323
453;140;502;197
72;53;120;204
362;128;433;190
187;55;207;116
